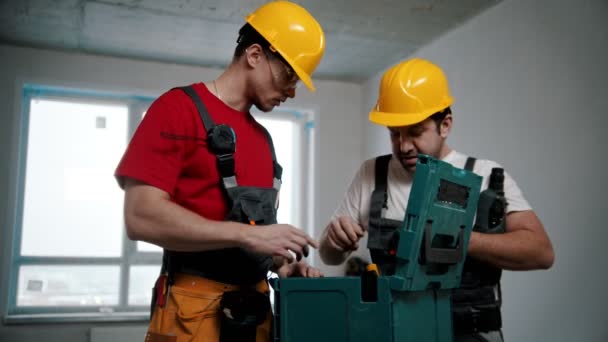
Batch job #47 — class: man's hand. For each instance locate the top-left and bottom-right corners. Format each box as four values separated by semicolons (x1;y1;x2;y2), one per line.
275;260;324;278
324;216;365;252
242;224;318;263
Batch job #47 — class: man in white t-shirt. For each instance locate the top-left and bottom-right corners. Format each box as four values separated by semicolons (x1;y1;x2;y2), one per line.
319;58;554;342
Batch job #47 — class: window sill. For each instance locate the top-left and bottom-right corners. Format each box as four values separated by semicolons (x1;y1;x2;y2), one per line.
4;311;149;325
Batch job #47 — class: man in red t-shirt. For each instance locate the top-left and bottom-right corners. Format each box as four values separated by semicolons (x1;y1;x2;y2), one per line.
115;2;326;341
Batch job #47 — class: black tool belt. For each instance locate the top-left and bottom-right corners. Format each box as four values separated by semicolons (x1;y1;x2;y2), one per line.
219;289;270;342
452;286;502;334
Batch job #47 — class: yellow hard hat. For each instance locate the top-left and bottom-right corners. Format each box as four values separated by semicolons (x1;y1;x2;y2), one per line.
246;1;325;92
369;58;454;127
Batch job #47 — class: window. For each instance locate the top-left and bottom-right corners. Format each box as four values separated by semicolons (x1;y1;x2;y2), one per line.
7;85;156;322
6;84;314;322
254;109;315;233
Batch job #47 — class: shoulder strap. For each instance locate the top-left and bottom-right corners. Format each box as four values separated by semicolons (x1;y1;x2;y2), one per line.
178;85;216;132
178;85;282;189
464;156;477;172
178;85;237;189
369;154;392;225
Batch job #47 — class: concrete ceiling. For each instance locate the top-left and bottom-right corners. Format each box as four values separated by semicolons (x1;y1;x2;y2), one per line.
0;0;501;82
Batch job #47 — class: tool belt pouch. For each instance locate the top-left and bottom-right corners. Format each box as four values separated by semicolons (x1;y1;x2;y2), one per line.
452;287;502;334
226;187;278;226
367;218;401;275
452;306;502;335
219;289;269;342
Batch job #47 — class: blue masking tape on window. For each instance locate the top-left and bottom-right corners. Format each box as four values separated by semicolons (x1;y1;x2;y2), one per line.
292;111;304;120
23;84;156;102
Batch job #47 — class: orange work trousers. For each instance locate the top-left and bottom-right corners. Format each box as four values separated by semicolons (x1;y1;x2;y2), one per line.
145;273;272;342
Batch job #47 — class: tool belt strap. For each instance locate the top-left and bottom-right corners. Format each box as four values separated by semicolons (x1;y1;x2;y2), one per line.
171;273;269;294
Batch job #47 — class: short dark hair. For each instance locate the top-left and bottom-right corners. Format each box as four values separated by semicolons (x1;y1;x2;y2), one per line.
429;107;452;132
233;23;293;71
234;23;271;58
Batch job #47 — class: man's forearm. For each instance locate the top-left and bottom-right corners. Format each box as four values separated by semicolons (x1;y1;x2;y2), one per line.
125;184;248;252
468;230;554;270
467;210;554;270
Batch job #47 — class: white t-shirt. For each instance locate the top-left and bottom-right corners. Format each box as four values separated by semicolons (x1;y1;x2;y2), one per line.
332;150;531;258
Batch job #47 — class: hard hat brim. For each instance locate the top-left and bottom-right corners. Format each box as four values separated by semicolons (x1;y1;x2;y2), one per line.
368;97;453;127
369;110;432;127
288;59;316;92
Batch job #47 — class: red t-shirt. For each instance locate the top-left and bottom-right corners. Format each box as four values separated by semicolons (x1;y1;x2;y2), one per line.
115;83;274;221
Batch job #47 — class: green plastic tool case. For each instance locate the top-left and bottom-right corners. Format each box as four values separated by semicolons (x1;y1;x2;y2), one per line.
271;155;482;342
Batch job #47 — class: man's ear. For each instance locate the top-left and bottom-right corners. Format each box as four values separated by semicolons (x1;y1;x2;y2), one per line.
244;44;264;68
439;114;453;138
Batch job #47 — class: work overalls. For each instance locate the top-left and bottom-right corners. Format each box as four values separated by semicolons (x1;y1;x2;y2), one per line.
146;85;282;342
452;157;504;342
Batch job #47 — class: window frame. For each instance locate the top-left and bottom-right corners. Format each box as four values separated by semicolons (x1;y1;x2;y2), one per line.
6;84;158;323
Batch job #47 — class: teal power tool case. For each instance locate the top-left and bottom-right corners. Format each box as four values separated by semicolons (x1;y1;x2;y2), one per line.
270;154;482;342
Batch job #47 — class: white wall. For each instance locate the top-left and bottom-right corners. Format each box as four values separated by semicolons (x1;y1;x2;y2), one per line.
0;44;364;341
363;0;608;341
